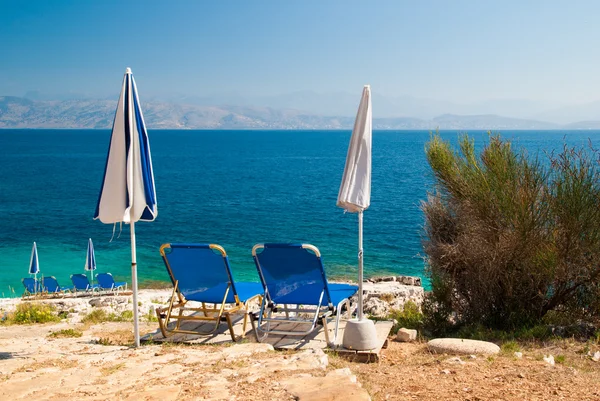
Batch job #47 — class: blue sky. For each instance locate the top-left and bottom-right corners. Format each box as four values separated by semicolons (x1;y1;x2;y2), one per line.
1;1;599;104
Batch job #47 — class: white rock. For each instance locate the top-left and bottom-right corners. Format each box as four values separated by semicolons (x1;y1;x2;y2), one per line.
514;352;523;359
396;328;417;342
364;297;389;317
543;355;555;366
428;338;500;355
591;351;600;362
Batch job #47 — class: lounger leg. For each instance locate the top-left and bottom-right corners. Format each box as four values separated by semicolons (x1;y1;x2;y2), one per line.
250;296;271;343
332;298;351;345
249;312;261;342
322;315;331;346
241;301;250;338
225;313;236;342
156;307;169;338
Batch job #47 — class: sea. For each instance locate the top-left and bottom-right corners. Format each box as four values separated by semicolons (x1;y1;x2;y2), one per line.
1;129;599;298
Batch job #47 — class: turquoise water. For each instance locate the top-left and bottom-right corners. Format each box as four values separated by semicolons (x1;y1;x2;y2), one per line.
1;129;599;297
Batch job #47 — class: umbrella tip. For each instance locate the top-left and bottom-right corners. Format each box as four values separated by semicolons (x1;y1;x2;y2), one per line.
126;67;132;74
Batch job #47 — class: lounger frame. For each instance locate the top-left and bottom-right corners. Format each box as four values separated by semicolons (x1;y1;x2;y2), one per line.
250;243;355;346
96;273;128;295
42;276;72;297
70;274;100;295
156;243;262;342
21;278;41;298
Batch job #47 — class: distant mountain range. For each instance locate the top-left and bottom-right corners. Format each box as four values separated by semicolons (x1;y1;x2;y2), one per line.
1;95;599;130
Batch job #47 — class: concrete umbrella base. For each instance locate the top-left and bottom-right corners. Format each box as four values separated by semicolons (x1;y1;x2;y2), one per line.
342;318;379;350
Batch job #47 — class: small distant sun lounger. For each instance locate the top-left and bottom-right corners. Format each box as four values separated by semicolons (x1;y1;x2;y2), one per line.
96;273;128;294
21;278;41;297
70;273;100;294
157;243;263;341
42;276;72;296
250;243;358;346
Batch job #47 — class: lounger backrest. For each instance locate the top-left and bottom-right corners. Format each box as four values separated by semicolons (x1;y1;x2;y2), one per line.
253;244;332;306
160;243;237;300
96;273;114;289
43;276;60;293
22;278;39;293
71;274;90;290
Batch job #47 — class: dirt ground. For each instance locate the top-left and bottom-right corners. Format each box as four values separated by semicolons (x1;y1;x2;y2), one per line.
1;321;599;400
337;340;600;401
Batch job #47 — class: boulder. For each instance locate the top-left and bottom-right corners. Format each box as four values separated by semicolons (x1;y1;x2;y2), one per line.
427;338;500;355
396;328;417;342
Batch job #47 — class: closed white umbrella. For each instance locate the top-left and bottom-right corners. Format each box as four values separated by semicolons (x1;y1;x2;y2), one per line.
337;84;372;321
94;68;158;347
337;85;377;350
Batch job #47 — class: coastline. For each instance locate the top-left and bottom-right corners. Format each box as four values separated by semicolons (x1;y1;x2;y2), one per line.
0;275;426;322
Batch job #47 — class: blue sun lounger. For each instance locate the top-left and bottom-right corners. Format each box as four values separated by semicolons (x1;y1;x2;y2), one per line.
250;243;358;346
42;276;72;296
157;243;263;341
96;273;128;294
21;278;41;297
70;274;100;294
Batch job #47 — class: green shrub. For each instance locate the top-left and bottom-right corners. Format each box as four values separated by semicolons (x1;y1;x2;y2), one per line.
145;309;158;323
81;309;134;324
423;133;600;330
500;340;520;354
3;303;61;324
48;328;83;338
388;301;424;333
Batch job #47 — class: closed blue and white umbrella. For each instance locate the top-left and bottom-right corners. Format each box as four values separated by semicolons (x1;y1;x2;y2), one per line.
29;242;40;294
94;68;157;347
29;241;40;275
84;238;97;289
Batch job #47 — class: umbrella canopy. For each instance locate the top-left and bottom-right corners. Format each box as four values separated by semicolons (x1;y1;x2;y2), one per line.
94;68;157;224
29;242;39;276
337;85;372;321
84;238;96;272
94;67;157;347
337;85;372;213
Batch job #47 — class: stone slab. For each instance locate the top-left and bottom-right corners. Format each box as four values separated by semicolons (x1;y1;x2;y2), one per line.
142;311;393;363
427;338;500;355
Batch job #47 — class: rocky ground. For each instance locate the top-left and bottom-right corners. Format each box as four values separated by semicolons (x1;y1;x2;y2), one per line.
1;320;599;400
1;279;599;400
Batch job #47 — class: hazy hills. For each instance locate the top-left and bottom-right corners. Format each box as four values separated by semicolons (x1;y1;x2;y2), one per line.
1;95;599;130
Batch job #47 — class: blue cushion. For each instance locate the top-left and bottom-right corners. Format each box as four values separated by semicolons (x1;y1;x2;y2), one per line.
328;283;359;306
185;281;262;304
268;282;358;306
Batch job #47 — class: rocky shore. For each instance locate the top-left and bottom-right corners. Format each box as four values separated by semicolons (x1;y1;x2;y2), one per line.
0;276;425;323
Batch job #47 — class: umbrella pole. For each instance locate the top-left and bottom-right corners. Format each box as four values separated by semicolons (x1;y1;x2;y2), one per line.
358;210;364;321
131;221;140;347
